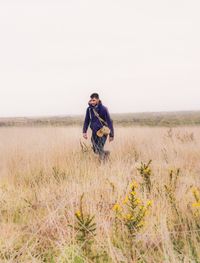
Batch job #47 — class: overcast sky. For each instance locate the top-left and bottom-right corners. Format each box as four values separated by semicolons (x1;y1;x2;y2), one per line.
0;0;199;117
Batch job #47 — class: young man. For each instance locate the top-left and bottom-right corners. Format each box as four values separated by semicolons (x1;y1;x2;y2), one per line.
83;93;114;160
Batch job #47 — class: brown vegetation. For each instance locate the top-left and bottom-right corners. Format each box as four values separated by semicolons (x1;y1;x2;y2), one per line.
0;126;199;262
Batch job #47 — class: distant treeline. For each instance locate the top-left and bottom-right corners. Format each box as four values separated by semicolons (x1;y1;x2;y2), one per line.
0;111;200;127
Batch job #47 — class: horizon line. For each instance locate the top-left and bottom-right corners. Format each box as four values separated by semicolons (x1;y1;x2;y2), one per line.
1;109;200;119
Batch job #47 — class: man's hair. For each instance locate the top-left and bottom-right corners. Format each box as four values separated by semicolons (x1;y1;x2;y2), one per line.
90;93;99;99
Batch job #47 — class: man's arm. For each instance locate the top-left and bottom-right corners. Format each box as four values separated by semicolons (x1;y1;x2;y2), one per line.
83;108;90;138
104;107;114;139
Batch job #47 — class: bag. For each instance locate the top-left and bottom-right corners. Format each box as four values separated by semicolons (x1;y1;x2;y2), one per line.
93;109;111;137
96;126;111;137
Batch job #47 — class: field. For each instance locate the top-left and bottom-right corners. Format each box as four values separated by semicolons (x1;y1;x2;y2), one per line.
0;125;200;262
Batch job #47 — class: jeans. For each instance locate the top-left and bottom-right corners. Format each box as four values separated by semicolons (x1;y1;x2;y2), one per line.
91;132;108;157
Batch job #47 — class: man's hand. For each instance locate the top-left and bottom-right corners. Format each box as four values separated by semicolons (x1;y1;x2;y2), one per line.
83;133;88;140
109;136;114;142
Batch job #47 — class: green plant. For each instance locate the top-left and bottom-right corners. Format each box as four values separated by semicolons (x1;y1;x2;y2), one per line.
137;160;152;193
74;195;96;258
164;169;180;216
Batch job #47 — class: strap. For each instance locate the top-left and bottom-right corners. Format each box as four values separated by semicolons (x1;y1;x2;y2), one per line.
89;108;92;120
93;109;108;126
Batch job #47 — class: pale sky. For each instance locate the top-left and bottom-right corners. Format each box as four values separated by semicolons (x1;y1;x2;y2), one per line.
0;0;200;117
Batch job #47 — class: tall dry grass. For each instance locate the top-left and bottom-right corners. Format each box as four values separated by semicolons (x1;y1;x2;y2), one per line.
0;126;200;262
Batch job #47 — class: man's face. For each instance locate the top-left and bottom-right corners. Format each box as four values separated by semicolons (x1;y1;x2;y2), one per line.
90;97;99;106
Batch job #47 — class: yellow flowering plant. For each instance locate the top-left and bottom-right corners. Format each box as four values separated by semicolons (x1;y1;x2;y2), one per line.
113;180;152;236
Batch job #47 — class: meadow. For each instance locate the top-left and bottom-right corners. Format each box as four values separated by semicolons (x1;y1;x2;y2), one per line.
0;125;200;262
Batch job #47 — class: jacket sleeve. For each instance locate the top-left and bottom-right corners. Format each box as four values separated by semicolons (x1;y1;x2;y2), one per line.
83;108;90;133
104;108;114;138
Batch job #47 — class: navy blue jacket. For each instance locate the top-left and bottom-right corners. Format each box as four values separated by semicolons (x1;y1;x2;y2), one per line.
83;102;114;137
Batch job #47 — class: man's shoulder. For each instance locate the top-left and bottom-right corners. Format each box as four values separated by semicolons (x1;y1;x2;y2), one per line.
100;104;108;112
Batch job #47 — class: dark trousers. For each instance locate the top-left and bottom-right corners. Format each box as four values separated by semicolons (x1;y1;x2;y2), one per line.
91;132;108;158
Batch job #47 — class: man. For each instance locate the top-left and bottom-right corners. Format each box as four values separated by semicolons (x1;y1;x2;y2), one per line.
83;93;114;160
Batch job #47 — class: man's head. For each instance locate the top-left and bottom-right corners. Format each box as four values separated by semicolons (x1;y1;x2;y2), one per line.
90;93;100;106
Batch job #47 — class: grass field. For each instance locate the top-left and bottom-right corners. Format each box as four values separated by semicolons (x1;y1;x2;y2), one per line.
0;126;200;262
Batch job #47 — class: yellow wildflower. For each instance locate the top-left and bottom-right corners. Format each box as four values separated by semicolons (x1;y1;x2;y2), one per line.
75;211;81;218
147;200;153;207
130;181;138;189
123;195;129;204
134;198;141;205
137;221;145;228
125;214;133;220
122;213;133;220
192;202;200;208
144;168;151;174
113;203;122;212
131;191;136;196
